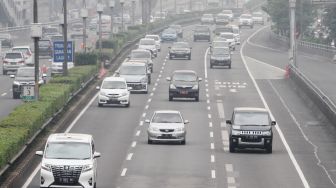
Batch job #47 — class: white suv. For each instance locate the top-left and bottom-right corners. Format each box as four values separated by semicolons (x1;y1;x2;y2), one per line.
97;77;130;107
36;133;101;188
145;34;161;52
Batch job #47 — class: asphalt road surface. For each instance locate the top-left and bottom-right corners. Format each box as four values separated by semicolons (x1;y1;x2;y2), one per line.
19;23;336;188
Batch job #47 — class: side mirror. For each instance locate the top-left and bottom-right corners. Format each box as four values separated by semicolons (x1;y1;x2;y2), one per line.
271;121;276;126
35;151;43;156
198;77;202;82
128;87;132;91
166;77;171;81
184;120;190;124
145;119;150;123
10;75;15;78
115;70;120;75
96;86;100;90
147;70;151;74
42;73;47;78
93;152;101;158
226;120;232;124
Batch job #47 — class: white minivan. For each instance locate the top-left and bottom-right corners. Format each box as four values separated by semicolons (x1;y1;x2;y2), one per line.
36;133;101;188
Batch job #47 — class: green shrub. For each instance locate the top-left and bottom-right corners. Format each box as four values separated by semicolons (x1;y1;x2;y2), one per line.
75;52;98;66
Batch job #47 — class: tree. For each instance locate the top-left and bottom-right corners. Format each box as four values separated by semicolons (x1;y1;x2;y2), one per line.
323;6;336;46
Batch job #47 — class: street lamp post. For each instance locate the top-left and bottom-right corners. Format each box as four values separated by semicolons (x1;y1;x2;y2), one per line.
81;1;88;53
32;0;41;100
109;0;115;38
97;3;104;71
160;0;162;19
289;0;297;67
62;0;68;76
120;0;125;32
132;0;136;25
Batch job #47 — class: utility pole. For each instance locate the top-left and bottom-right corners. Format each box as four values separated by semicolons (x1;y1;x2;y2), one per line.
109;0;115;38
33;0;40;100
289;0;297;67
81;0;88;52
160;0;162;19
132;0;136;25
62;0;68;76
120;0;125;32
174;0;177;14
97;2;104;71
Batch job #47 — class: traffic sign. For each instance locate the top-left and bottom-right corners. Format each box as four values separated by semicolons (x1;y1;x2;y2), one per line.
22;85;35;101
53;41;74;63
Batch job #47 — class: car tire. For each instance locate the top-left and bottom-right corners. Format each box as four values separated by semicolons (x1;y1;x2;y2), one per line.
148;138;153;144
181;139;186;145
195;95;199;102
210;64;213;69
169;96;173;101
188;55;191;60
125;101;130;107
98;103;103;107
265;144;272;153
3;70;7;75
229;142;235;153
169;56;173;60
229;63;231;69
13;92;20;99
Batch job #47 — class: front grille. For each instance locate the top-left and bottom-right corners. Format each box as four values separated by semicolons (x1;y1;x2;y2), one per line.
51;165;82;185
176;86;192;90
241;136;262;142
159;129;174;132
107;94;120;98
240;131;262;135
127;83;146;90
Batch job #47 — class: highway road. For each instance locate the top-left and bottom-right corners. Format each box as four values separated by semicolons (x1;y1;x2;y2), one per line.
19;22;336;188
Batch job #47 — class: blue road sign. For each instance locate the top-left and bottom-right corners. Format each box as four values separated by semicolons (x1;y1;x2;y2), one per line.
53;41;74;62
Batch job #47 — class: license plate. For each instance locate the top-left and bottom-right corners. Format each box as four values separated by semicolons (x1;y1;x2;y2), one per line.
162;134;172;138
180;91;188;95
11;62;16;65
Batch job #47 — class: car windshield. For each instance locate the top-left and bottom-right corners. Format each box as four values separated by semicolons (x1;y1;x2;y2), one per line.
241;15;252;19
173;72;197;82
213;41;230;47
253;12;263;17
5;53;22;59
220;33;234;39
120;65;146;75
152;113;183;123
131;51;151;59
146;36;159;41
12;48;29;54
173;42;189;48
163;29;176;34
39;41;50;47
102;81;126;89
45;142;91;159
234;112;270;125
212;48;230;55
195;26;209;32
140;39;155;45
16;68;34;77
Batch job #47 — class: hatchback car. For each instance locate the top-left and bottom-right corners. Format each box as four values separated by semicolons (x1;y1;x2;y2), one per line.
35;133;101;188
193;25;211;42
167;70;202;101
226;107;276;153
145;34;161;52
2;52;26;75
97;77;130;107
146;110;189;145
169;25;183;38
210;47;232;69
161;28;178;42
138;38;158;57
169;42;192;60
239;14;254;28
129;49;153;73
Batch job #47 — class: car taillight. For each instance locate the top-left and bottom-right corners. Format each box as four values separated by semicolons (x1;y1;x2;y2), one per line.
3;61;8;64
18;61;25;64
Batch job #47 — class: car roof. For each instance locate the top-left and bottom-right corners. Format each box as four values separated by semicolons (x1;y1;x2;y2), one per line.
234;107;268;113
12;46;30;49
140;38;155;41
5;51;23;55
132;49;150;53
154;110;181;114
47;133;93;143
122;62;146;66
103;76;126;82
145;34;159;37
173;70;197;74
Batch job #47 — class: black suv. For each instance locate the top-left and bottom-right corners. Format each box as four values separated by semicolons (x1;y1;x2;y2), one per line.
167;70;202;101
169;42;192;60
210;47;231;69
193;25;211;42
226;107;276;153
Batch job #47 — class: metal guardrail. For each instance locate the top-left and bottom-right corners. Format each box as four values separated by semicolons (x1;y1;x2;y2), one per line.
289;63;336;125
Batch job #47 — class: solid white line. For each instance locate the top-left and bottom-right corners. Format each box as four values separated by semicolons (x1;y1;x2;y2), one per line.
1;93;6;96
204;47;210;79
227;177;236;184
121;168;127;176
136;130;141;136
210;143;215;150
225;164;233;172
209;122;213;128
126;153;133;161
211;170;216;179
241;27;310;188
131;141;137;148
139;121;144;126
217;103;225;119
208;114;212;119
23;93;100;188
211;155;215;163
247;56;285;72
210;131;214;138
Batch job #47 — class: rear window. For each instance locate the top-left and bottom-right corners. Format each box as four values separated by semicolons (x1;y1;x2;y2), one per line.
39;40;51;47
12;48;30;55
5;53;22;59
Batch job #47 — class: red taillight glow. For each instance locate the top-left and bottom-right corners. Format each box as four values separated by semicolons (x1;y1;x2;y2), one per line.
3;61;9;64
18;61;25;64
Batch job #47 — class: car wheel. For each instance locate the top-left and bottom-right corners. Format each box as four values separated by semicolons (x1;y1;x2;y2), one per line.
169;96;173;101
188;55;191;60
125;101;130;107
181;139;186;145
94;182;97;188
3;70;6;75
13;92;20;99
210;64;213;69
195;95;199;102
229;64;231;69
229;142;235;153
98;103;103;107
169;56;173;60
148;138;153;144
265;144;272;153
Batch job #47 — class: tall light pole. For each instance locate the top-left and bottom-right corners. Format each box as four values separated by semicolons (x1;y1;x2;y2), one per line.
289;0;297;67
97;3;104;71
62;0;68;76
132;0;136;25
160;0;162;19
81;0;88;53
109;0;115;38
174;0;177;14
32;0;41;100
120;0;125;32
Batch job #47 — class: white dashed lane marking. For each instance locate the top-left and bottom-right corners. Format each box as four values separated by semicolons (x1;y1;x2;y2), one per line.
210;131;214;138
211;155;215;163
142;113;146;118
131;141;137;148
225;164;233;172
211;170;216;179
126;153;133;161
217;102;225;119
1;93;6;96
209;122;213;128
208;114;212;119
135;130;141;136
210;143;215;150
139;121;144;126
121;168;127;176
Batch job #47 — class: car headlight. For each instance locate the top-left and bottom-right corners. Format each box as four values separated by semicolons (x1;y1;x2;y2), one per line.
121;92;128;96
100;91;107;96
231;129;241;136
13;81;21;85
82;164;93;173
141;77;148;83
41;163;52;172
148;127;159;132
262;130;272;136
192;84;198;90
170;84;176;89
175;127;185;132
